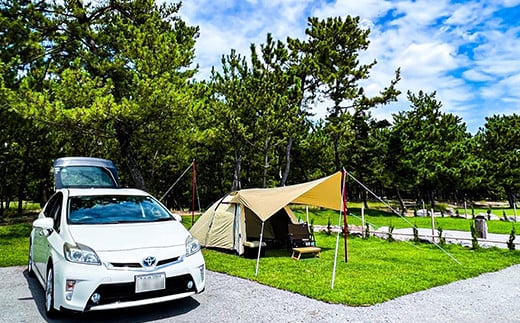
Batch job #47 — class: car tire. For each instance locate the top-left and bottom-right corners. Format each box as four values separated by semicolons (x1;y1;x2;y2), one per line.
27;240;35;277
45;267;59;318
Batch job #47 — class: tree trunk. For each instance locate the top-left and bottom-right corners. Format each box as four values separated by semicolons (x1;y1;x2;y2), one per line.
18;148;30;214
333;133;341;171
362;189;368;209
280;137;293;186
396;188;406;215
505;188;516;208
428;190;436;209
115;122;146;190
262;138;269;188
231;148;241;191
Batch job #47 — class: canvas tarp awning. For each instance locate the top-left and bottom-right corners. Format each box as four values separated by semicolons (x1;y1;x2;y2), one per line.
230;171;343;222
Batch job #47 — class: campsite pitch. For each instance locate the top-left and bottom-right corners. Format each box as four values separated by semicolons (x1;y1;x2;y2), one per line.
202;232;520;306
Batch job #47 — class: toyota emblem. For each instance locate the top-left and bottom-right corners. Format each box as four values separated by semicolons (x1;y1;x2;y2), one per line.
142;256;157;267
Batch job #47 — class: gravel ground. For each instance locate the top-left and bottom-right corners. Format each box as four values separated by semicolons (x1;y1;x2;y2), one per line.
1;265;520;322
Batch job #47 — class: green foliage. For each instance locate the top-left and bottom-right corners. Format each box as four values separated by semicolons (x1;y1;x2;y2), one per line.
477;114;520;207
470;222;479;250
387;224;395;242
364;222;370;239
0;1;519;213
413;224;420;243
437;226;446;245
507;225;516;251
386;91;476;207
326;217;333;235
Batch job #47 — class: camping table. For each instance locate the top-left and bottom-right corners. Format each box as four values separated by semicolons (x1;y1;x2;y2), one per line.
291;246;321;260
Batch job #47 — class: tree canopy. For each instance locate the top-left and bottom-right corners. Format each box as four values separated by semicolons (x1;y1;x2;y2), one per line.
0;1;518;215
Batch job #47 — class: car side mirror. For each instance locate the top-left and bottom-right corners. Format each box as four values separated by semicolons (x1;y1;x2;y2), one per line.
33;217;54;231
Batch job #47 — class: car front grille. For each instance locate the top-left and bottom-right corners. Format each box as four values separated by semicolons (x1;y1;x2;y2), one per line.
108;256;181;269
85;274;196;310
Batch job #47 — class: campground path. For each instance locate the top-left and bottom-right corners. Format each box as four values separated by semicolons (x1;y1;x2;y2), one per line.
2;265;520;322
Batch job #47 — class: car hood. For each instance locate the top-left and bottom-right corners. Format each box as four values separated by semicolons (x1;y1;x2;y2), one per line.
68;221;187;252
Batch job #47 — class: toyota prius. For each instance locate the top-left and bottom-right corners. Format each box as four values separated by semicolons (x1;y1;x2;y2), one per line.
28;187;205;317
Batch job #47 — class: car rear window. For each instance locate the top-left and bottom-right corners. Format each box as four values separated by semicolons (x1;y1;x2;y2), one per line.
68;195;173;224
56;166;117;188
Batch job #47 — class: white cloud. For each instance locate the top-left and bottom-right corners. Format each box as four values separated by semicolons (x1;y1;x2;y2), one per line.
177;0;520;133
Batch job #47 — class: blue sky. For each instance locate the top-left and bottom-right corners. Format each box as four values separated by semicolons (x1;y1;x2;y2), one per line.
178;0;520;134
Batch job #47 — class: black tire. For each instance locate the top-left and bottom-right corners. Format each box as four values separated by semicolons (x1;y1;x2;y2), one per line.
45;267;59;318
27;239;35;277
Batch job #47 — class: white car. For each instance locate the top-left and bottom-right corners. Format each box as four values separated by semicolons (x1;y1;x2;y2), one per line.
28;187;205;317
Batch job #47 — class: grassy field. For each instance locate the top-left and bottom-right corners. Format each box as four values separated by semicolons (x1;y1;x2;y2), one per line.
203;233;520;305
2;205;520;306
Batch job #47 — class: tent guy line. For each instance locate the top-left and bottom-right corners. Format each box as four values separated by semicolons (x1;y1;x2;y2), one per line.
343;170;462;265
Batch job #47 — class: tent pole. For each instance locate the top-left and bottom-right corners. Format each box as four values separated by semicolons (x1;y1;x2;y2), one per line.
331;169;347;289
192;159;196;226
255;222;265;276
306;205;309;224
342;171;348;263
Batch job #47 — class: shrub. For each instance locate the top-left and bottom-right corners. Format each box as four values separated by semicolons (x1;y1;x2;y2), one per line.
413;225;419;243
437;226;446;245
470;222;479;250
507;225;516;251
387;224;395;242
326;217;332;235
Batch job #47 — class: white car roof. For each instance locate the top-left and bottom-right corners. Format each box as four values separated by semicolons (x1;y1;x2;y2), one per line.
61;188;151;197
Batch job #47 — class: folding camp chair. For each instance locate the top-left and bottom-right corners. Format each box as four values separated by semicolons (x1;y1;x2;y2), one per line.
288;223;316;249
288;223;321;260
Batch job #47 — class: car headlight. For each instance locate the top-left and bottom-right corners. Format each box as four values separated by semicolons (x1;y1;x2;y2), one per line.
64;243;101;265
185;235;201;257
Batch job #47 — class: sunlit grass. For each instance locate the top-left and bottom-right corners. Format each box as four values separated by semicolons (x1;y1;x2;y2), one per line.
203;232;520;305
0;223;31;267
3;209;520;306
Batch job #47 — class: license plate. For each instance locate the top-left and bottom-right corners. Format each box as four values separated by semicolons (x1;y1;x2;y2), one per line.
135;272;166;293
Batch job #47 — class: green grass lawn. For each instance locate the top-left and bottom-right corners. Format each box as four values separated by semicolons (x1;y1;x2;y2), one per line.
0;223;32;267
3;209;520;306
203;233;520;305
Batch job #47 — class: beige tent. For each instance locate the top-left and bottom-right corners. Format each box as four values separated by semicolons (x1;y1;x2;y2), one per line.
190;172;343;256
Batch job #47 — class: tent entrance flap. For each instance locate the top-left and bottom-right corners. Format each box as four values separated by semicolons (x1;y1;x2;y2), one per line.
244;207;295;249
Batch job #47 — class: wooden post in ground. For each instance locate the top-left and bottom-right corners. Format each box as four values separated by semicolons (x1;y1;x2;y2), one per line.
361;205;365;238
431;208;435;243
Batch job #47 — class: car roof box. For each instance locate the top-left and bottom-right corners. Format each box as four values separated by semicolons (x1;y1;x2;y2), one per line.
53;157;119;189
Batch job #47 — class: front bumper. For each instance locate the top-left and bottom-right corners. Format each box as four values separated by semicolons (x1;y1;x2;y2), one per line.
53;251;205;312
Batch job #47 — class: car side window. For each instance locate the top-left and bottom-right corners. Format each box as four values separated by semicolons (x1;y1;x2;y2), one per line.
44;192;63;232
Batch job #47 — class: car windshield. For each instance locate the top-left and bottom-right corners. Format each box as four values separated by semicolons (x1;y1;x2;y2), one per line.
68;195;173;224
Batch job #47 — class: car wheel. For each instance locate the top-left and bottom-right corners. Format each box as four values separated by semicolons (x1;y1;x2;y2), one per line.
27;240;35;277
45;267;59;318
